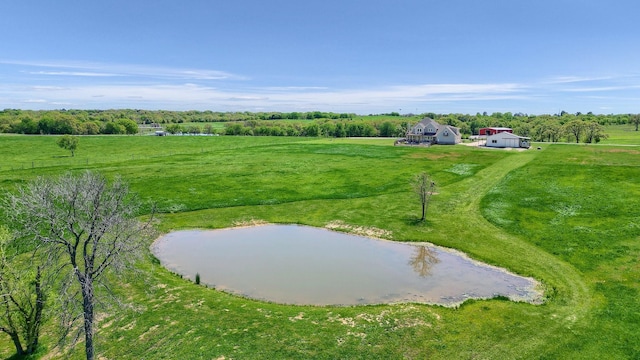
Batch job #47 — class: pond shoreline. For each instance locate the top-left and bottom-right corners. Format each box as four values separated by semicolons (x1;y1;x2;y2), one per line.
151;223;544;307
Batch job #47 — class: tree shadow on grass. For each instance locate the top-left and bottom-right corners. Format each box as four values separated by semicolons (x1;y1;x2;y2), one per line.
6;352;39;360
403;215;434;227
3;342;50;360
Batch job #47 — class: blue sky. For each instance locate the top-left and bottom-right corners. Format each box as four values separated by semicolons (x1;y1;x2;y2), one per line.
1;0;639;114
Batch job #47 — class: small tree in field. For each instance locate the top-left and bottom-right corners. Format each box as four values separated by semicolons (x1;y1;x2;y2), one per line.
630;114;640;131
57;135;79;157
412;172;436;222
4;171;155;360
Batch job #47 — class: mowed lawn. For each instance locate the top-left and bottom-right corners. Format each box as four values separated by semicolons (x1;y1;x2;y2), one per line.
0;134;638;359
602;124;640;145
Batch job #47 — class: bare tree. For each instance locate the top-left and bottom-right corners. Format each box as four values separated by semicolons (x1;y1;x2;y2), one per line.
4;171;155;360
412;172;436;222
0;226;48;356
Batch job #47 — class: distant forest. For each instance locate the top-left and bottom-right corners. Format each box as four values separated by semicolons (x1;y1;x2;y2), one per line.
1;109;638;143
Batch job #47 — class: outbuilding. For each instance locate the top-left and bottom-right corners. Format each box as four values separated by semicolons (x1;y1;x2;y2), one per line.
478;127;512;136
485;132;530;148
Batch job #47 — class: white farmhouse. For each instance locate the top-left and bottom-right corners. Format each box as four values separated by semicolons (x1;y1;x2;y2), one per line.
485;132;530;149
406;117;461;145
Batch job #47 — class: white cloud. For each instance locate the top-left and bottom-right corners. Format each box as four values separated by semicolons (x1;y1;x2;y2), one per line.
227;96;270;101
260;86;330;92
546;75;615;84
31;85;67;91
1;59;244;81
28;71;122;77
0;81;530;112
560;86;640;93
2;60;640;113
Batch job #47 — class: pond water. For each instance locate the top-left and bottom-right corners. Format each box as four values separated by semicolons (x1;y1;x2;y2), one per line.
151;225;542;306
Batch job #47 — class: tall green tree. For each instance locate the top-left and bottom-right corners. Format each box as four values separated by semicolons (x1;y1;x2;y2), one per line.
303;123;321;137
80;121;101;135
543;121;562;142
187;125;201;135
563;120;585;143
165;123;183;134
116;119;139;135
103;122;126;134
583;122;608;143
13;117;39;134
379;121;396;137
335;122;347;138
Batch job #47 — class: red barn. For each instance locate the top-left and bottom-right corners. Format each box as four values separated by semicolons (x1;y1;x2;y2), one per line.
478;127;513;136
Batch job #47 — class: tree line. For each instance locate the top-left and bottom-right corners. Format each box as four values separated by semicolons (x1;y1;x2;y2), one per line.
0;109;358;134
176;114;623;143
1;109;638;142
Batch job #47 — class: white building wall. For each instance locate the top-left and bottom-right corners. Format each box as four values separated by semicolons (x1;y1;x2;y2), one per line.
486;133;526;148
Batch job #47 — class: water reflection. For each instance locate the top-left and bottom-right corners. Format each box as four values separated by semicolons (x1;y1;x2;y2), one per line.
152;225;542;306
409;246;440;277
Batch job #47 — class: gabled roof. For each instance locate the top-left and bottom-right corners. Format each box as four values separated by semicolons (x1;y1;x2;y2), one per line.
486;132;529;139
439;125;460;135
417;117;439;127
407;117;461;138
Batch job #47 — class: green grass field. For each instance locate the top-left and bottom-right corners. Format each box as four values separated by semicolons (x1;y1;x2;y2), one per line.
600;124;640;144
0;130;638;359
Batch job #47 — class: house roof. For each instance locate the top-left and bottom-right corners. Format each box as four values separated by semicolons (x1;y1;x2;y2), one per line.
407;117;439;135
405;118;462;144
486;132;530;139
417;118;440;130
409;117;460;136
440;125;460;135
417;117;437;125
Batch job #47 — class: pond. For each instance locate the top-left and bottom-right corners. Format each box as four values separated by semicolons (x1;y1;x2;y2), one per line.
151;224;542;306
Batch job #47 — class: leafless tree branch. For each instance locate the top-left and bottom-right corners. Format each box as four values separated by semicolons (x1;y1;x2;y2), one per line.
4;171;155;360
412;172;436;222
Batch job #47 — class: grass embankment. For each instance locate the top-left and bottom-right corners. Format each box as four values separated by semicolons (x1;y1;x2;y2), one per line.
0;134;638;359
480;144;640;357
602;124;640;145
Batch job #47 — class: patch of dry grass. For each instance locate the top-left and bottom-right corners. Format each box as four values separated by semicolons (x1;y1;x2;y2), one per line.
325;220;392;239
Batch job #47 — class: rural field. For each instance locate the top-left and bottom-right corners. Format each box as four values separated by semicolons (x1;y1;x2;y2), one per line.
0;129;638;359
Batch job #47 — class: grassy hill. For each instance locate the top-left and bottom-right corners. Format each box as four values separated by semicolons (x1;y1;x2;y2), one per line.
0;131;638;359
